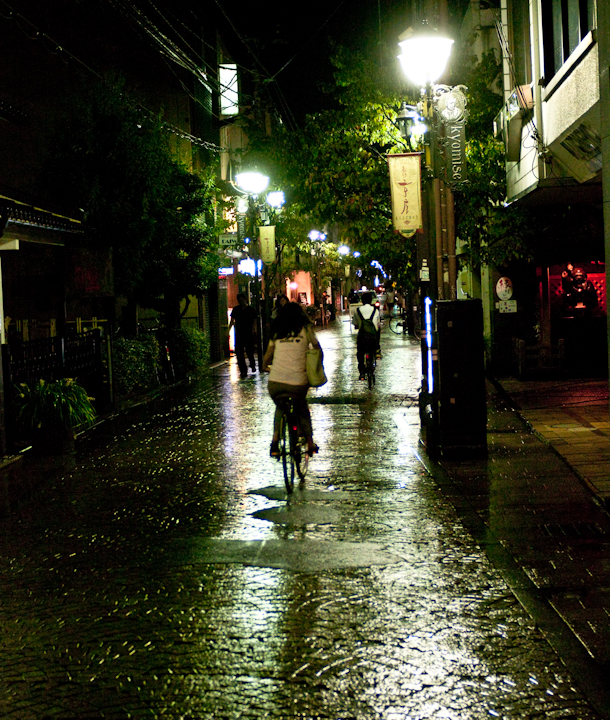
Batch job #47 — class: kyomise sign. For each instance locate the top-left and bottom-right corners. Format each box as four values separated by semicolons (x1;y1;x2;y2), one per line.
443;123;467;186
435;86;468;188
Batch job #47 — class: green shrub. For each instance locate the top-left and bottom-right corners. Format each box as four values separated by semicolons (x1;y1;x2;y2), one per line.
14;378;97;434
167;327;210;379
113;334;160;396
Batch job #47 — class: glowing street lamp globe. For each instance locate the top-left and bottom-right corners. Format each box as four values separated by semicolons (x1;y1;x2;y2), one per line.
266;191;285;208
398;25;454;87
308;230;326;242
235;171;270;195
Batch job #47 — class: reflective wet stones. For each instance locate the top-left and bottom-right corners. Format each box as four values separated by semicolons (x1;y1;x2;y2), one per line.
0;323;604;719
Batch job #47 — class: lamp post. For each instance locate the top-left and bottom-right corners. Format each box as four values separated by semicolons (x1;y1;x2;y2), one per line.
308;230;327;323
397;23;486;458
397;23;462;302
263;189;285;339
235;171;269;369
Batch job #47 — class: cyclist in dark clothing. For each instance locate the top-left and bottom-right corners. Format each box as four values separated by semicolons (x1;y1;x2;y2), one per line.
353;292;381;379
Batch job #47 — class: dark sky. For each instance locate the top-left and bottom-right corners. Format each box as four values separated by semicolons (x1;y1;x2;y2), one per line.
217;0;421;124
9;0;463;128
221;0;466;125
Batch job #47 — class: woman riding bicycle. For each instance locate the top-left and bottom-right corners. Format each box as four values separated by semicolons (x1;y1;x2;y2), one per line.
263;302;322;459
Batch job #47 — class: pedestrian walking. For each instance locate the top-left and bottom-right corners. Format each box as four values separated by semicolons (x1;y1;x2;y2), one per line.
229;293;258;378
386;286;396;316
395;289;404;312
270;293;289;335
271;293;289;320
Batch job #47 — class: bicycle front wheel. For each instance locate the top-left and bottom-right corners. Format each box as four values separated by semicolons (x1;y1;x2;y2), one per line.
389;317;405;335
280;415;295;494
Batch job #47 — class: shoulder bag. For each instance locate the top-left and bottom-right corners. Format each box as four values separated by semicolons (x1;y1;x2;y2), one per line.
305;326;327;387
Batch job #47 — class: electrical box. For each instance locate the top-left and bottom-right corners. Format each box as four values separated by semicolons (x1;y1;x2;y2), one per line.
435;299;487;456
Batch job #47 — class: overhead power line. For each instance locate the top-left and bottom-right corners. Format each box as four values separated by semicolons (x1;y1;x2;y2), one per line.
0;0;225;151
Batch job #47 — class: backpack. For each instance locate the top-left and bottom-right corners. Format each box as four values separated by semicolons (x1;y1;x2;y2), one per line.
357;307;378;343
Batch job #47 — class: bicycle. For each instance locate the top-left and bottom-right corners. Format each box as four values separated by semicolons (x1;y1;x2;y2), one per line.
389;308;423;340
275;393;309;494
364;350;376;389
389;314;407;335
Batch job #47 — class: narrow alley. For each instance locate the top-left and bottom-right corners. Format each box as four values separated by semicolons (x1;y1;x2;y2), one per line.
0;319;605;719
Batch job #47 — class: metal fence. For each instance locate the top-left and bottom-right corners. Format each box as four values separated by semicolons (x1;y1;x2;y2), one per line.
1;330;109;452
3;330;104;388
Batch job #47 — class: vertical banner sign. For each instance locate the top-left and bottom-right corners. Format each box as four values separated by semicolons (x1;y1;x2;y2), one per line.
237;213;246;242
259;225;276;263
387;153;422;236
443;124;467;186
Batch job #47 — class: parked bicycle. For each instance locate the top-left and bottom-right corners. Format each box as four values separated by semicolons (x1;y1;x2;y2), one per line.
388;313;408;335
274;393;309;494
389;307;423;339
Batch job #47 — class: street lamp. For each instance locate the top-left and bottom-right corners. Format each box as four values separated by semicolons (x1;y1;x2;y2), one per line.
308;230;326;242
396;103;427;148
235;171;270;368
266;191;285;209
235;172;269;196
307;230;328;322
397;24;453;88
397;22;464;302
397;22;486;458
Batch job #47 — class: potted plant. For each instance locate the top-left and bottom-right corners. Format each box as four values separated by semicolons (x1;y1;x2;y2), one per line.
14;378;98;454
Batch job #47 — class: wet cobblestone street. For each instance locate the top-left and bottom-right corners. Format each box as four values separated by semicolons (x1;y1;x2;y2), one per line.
0;320;604;719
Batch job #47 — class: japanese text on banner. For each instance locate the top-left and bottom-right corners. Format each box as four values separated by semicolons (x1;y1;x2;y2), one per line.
387;154;422;236
259;225;276;264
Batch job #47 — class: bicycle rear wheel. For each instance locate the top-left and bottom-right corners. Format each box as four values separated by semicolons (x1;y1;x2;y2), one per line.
279;414;295;494
389;316;405;335
365;354;376;389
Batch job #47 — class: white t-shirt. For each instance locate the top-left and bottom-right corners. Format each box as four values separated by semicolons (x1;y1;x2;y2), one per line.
268;327;318;385
354;304;380;330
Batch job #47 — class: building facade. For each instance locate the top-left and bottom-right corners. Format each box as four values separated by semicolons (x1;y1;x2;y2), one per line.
0;0;256;449
490;0;607;377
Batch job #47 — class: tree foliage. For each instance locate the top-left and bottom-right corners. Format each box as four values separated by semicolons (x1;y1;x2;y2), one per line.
244;39;537;284
242;46;420;292
451;41;537;269
455;135;535;267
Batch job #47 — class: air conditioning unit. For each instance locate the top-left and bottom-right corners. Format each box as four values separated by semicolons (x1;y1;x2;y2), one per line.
549;122;602;183
494;85;534;162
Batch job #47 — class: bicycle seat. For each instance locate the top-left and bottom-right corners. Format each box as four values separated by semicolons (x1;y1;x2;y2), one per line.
275;393;297;410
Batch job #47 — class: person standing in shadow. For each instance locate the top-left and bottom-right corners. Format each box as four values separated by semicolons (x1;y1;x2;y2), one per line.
229;293;258;378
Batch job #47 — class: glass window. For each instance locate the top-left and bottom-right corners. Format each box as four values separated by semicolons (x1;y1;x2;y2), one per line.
219;64;239;116
567;0;581;54
552;0;564;75
511;0;532;85
541;0;595;81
